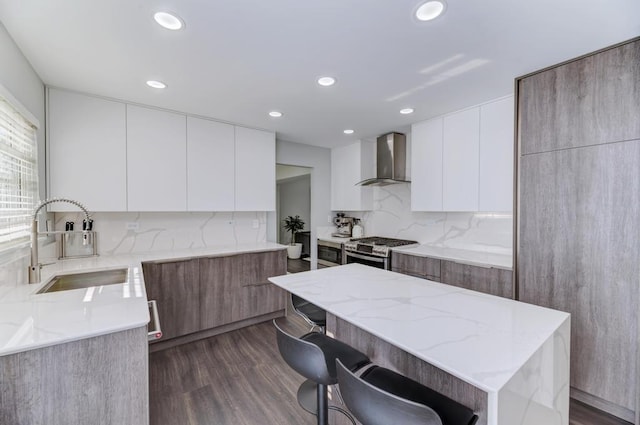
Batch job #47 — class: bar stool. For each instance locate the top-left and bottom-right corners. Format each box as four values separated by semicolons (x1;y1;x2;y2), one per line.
336;359;478;425
291;293;326;332
273;320;370;425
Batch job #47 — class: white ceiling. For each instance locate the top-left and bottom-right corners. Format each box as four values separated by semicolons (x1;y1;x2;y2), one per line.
0;1;638;149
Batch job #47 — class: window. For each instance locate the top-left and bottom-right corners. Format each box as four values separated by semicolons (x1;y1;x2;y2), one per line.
0;92;38;246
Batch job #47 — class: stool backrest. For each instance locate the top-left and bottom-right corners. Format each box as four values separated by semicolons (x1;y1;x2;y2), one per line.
273;320;333;384
336;359;444;425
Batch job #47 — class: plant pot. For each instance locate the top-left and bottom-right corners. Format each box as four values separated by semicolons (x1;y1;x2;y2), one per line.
287;243;303;259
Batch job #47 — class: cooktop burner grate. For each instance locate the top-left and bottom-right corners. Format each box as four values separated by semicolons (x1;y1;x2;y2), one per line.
350;237;418;247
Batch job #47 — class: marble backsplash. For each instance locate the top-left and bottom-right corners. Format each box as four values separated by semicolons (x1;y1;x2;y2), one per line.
0;211;266;289
352;184;512;254
52;211;267;256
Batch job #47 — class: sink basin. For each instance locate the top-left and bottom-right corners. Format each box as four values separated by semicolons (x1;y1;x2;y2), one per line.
37;268;129;294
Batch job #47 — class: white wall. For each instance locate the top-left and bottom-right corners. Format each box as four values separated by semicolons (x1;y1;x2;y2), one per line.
278;174;311;244
271;140;332;268
0;21;46;288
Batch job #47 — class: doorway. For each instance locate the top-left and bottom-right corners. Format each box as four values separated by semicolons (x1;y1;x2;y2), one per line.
276;164;312;273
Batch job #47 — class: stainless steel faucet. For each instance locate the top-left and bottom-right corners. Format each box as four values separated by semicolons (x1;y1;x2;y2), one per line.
28;198;91;284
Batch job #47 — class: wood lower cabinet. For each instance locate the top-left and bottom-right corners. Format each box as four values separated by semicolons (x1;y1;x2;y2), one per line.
234;251;287;319
199;251;286;329
143;249;287;343
142;259;200;340
392;252;513;298
391;252;441;281
0;327;148;425
440;260;513;299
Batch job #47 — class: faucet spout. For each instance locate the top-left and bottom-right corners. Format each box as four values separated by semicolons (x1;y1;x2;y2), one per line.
28;198;91;284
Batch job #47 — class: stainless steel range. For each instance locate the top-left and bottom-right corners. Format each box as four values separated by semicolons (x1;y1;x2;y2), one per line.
344;237;418;269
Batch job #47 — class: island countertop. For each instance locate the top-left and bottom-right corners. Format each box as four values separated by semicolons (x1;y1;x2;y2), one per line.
268;263;569;394
0;242;286;356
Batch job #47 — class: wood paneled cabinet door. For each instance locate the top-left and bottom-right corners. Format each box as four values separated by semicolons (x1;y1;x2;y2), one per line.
440;260;513;299
517;37;640;422
142;259;200;340
199;254;237;329
391;252;441;281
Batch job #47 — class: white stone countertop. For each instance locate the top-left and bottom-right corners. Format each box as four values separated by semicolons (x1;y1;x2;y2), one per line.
0;242;285;356
269;263;569;393
392;244;512;270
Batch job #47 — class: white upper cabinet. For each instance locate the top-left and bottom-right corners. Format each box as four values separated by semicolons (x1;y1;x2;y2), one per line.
331;140;374;211
47;90;275;213
479;96;514;212
443;108;480;211
234;126;275;211
411;95;514;212
48;89;127;211
411;118;443;211
126;105;187;211
186;117;235;211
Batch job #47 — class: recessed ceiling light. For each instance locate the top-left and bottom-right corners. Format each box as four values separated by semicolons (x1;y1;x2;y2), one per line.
146;80;167;89
400;108;414;114
415;1;446;21
269;111;283;118
154;12;184;30
317;77;336;87
343;129;354;134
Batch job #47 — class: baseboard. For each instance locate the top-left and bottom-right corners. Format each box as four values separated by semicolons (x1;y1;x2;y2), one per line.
571;387;635;423
149;310;285;353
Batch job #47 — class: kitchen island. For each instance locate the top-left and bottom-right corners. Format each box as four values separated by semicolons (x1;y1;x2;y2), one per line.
269;263;570;425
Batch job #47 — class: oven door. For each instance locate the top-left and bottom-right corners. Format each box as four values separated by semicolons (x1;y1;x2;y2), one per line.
345;251;388;269
317;240;343;266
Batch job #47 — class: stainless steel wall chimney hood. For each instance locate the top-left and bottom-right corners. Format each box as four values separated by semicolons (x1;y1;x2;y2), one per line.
357;132;410;186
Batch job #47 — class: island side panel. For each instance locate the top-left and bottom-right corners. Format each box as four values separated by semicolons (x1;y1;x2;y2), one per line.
328;313;488;425
0;326;149;425
496;317;570;425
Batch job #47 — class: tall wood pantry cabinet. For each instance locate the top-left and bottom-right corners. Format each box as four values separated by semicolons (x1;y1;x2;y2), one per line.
516;37;640;423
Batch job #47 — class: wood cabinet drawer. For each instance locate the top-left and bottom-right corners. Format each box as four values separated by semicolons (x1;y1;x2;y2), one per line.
440;260;513;298
391;252;440;280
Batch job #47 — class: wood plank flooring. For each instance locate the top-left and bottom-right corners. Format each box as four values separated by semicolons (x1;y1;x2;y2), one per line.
150;317;632;425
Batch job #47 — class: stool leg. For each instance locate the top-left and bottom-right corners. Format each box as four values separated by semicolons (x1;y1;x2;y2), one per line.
316;383;328;425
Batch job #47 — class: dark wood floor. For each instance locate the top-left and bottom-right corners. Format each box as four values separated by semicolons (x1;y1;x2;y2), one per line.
149;315;315;425
287;257;311;273
150;317;632;425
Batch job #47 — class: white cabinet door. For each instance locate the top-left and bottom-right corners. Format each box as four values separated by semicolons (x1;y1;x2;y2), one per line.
411;118;443;211
187;117;235;211
127;105;187;211
331;141;373;211
479;96;514;212
48;89;127;211
235;127;275;211
442;108;480;211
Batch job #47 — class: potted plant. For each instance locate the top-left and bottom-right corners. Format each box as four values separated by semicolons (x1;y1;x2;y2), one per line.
283;215;305;259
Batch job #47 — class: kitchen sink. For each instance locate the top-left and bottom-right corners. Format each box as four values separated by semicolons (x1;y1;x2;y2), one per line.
37;268;129;294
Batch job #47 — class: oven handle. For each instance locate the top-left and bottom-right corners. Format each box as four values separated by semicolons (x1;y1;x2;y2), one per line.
346;251;386;263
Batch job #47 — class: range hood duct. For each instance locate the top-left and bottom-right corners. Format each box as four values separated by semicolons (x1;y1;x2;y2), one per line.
357;132;410;186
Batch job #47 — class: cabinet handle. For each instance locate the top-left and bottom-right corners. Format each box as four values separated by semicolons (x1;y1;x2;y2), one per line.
147;300;163;341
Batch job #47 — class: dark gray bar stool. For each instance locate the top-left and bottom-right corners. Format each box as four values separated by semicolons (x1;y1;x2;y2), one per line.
291;293;326;332
274;320;370;425
336;359;479;425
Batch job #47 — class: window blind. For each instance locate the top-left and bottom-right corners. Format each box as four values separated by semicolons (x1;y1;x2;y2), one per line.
0;95;38;246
